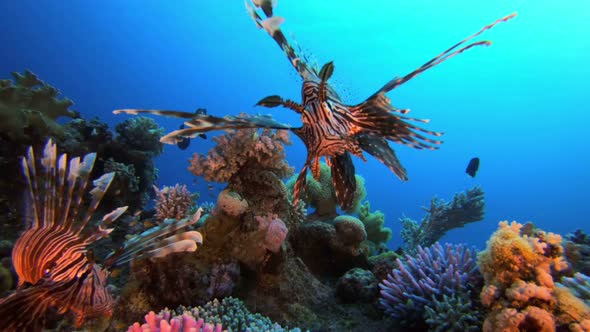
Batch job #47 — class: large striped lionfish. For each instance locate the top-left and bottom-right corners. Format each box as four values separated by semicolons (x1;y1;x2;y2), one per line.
114;1;516;209
0;140;204;331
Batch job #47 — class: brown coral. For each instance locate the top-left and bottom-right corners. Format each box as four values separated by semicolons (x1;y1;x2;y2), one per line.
188;126;293;184
153;184;195;221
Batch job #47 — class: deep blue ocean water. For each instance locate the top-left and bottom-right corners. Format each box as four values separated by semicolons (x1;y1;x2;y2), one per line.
1;0;587;249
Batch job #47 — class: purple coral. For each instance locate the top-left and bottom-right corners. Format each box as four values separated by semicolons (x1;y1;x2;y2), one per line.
153;184;194;221
127;310;222;332
379;242;481;324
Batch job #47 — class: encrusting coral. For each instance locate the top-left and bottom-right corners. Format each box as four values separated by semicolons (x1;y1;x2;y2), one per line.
478;221;590;332
400;186;485;253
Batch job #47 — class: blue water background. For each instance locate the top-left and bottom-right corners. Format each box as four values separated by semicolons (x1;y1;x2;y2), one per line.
1;1;588;249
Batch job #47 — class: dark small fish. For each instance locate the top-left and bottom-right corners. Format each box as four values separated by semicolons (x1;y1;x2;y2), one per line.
466;157;480;177
176;109;209;150
208;184;214;190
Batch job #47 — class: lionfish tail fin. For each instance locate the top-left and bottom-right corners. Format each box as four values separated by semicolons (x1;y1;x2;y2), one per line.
377;12;517;93
330;153;357;211
352;93;443;150
109;209;204;266
357;135;408;181
245;0;317;80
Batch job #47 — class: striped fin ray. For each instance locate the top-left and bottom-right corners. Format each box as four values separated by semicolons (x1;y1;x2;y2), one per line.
350;93;443;150
357;134;408;181
108;209;204;266
291;164;309;207
245;0;318;81
330;152;357;210
113;108;202;119
74;172;116;236
0;285;54;332
161;114;294;144
374;13;517;95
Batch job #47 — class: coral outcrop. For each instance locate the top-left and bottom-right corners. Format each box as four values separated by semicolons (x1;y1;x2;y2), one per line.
153;184;196;221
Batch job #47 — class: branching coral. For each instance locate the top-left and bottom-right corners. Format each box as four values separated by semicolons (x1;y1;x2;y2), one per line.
153;184;196;221
285;161;366;220
400;186;485;253
115;116;165;156
379;242;482;329
478;221;590;332
188;126;293;184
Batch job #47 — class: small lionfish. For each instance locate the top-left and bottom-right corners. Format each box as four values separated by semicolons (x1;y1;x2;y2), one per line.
0;140;204;331
114;2;516;209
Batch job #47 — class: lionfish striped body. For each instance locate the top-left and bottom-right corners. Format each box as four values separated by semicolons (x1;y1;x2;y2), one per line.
0;140;204;331
113;2;516;209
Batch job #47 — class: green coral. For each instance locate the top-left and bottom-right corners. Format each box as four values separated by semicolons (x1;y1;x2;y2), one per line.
286;162;366;220
424;293;484;332
0;70;77;140
115;116;164;155
179;297;304;332
358;201;391;249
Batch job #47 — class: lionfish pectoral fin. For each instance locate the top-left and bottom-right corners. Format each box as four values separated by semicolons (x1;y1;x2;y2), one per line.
357;134;408;181
150;114;291;145
113;108;200;119
108;209;205;266
256;95;305;114
292;164;309;207
330;152;357;211
375;13;516;94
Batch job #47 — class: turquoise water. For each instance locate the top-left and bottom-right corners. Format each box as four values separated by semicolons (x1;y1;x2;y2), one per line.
1;0;587;248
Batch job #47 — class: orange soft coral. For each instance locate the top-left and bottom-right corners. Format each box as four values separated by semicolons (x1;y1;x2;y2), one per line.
478;221;590;331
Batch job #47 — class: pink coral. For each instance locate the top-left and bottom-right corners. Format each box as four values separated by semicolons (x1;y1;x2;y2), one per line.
153;184;194;221
188;126;293;183
127;310;222;332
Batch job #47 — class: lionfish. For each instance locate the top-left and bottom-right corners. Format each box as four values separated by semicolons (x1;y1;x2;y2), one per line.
114;2;516;209
0;140;204;331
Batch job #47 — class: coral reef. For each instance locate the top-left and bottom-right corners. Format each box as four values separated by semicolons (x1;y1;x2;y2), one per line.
153;184;196;221
560;273;590;304
379;242;482;329
285;162;366;220
115;116;164;156
400;186;485;253
335;268;379;303
478;221;590;331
